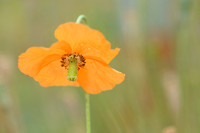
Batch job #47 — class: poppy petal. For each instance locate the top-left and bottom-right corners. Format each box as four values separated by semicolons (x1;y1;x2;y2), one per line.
55;23;110;49
77;59;125;94
50;41;72;53
79;47;120;64
103;48;120;63
54;22;119;63
34;60;79;87
18;47;65;77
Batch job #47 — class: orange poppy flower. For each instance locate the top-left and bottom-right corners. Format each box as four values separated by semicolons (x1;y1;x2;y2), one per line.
18;22;125;94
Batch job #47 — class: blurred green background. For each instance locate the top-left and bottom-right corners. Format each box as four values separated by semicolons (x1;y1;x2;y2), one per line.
0;0;200;133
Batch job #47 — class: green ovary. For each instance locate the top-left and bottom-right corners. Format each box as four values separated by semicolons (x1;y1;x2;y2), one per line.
67;56;77;81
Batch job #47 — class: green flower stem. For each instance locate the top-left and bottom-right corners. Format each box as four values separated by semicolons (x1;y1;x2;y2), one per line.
76;15;88;25
85;93;91;133
76;15;91;133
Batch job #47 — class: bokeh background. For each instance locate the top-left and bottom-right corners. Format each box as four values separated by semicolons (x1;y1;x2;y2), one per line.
0;0;200;133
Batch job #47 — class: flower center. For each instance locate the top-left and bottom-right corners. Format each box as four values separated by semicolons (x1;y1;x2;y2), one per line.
61;53;86;81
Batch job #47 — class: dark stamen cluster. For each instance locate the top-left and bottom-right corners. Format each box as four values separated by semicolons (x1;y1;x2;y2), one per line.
60;53;86;70
61;54;70;69
77;54;86;70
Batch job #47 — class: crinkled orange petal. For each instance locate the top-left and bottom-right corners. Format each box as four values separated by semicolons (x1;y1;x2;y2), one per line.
55;22;110;49
103;48;120;63
18;47;65;77
55;22;119;63
50;41;72;53
77;58;125;94
34;60;79;87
